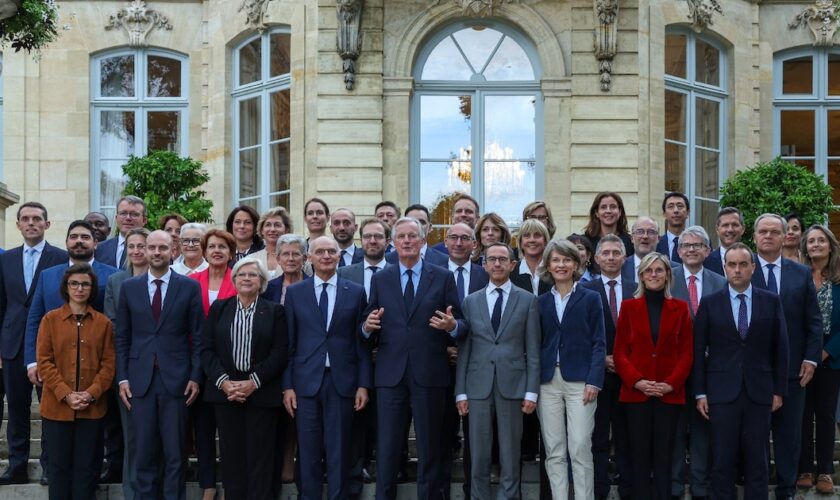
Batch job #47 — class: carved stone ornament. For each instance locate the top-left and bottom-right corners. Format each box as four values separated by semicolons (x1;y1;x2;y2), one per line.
337;0;364;91
105;0;172;47
431;0;519;18
594;0;618;92
239;0;273;33
789;0;839;47
685;0;723;33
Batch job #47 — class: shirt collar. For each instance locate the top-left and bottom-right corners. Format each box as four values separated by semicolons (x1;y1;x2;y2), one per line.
519;259;534;276
550;282;577;300
486;280;512;295
399;259;423;277
365;259;386;269
148;269;172;286
600;274;621;286
757;254;782;269
449;260;470;272
314;273;338;288
25;240;47;253
236;297;259;313
59;303;92;321
340;244;357;254
729;284;752;301
666;231;680;241
683;265;702;280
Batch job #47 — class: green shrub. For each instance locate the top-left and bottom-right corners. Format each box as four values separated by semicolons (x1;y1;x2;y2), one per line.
0;0;61;53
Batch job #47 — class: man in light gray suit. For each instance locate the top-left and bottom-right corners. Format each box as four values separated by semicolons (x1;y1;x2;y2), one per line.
670;225;727;500
455;242;540;500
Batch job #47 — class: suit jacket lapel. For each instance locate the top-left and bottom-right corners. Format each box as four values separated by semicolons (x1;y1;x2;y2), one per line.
495;288;518;338
751;254;768;289
474;291;493;335
779;259;794;297
558;289;584;333
409;266;434;319
330;279;351;335
157;274;181;328
304;279;328;332
672;268;689;299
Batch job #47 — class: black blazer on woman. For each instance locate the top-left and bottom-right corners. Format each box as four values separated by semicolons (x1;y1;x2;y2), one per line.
200;296;288;407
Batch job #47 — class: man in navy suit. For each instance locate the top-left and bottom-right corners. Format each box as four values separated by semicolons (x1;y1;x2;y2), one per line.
116;230;204;499
694;242;789;500
283;236;371;499
583;234;636;500
95;195;148;269
374;201;400;254
622;216;659;282
332;208;365;268
669;226;727;500
750;213;822;499
703;207;745;276
432;193;480;256
655;192;690;264
363;216;463;500
0;202;68;484
385;205;448;267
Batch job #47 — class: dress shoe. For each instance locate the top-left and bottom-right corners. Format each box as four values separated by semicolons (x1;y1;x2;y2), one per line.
797;472;815;488
816;474;834;494
99;463;122;483
39;470;48;486
0;468;28;485
361;466;373;484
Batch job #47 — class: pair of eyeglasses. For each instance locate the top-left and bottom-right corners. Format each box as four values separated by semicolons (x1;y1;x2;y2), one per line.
68;281;93;289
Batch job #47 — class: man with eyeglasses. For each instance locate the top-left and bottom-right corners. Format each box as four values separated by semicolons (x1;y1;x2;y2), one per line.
704;207;745;276
621;216;660;281
84;212;112;243
669;226;727;500
386;204;448;267
656;192;691;264
96;195;149;269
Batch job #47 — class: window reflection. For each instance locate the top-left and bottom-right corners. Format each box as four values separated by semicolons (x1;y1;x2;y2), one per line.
483;36;534;81
452;28;502;72
147;55;181;97
829;53;840;96
420;95;472;159
147;111;180;152
695;38;720;87
780;109;815;157
421;27;535;82
665;34;687;79
270;33;291;78
239;38;261;86
100;55;135;97
695;98;719;149
664;90;686;142
783;56;813;94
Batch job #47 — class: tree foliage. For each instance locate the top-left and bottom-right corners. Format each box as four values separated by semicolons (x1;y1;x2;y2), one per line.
719;157;835;248
121;151;213;228
0;0;61;53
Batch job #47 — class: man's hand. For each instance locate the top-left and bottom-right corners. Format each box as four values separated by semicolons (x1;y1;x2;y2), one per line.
354;387;369;411
27;366;42;386
364;308;384;333
696;397;709;420
283;389;297;418
799;362;816;387
457;400;469;416
429;306;456;332
772;395;783;412
119;381;132;410
447;346;458;366
583;385;599;405
184;381;200;406
521;400;536;414
605;355;615;373
823;350;830;362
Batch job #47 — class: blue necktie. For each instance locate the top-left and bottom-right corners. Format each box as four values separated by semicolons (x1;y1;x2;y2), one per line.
339;250;348;268
404;269;415;311
737;293;748;339
491;288;503;333
456;267;466;303
319;282;329;328
118;240;127;269
23;248;35;293
671;236;681;263
766;263;778;294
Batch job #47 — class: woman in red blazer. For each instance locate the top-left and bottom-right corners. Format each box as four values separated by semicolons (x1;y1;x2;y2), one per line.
614;252;693;500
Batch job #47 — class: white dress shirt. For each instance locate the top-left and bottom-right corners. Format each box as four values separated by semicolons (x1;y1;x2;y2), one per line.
22;239;47;273
599;274;624;317
449;260;471;294
339;244;358;267
314;273;338;366
756;254;783;291
518;259;540;295
683;265;703;298
147;269;172;303
363;259;386;298
666;231;680;258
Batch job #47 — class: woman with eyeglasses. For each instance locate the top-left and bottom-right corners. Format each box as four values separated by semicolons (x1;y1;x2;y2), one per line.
614;252;693;500
38;263;115;500
251;207;293;280
522;201;556;239
171;223;209;276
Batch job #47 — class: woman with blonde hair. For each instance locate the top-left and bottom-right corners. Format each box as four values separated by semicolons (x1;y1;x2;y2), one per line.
251;207;293;279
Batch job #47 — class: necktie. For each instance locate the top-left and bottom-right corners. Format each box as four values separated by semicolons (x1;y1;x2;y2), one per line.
607;280;618;325
23;248;35;293
671;236;681;262
118;240;127;269
491;288;503;333
688;275;699;315
456;267;466;303
368;266;379;274
319;282;329;328
766;263;778;294
339;250;348;268
404;269;415;311
737;293;748;339
152;279;163;322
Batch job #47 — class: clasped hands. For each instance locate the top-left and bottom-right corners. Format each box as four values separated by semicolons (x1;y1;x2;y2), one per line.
633;379;674;398
64;391;94;411
221;379;257;403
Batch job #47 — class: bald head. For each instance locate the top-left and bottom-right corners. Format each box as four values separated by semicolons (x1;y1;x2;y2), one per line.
309;236;340;279
445;222;476;265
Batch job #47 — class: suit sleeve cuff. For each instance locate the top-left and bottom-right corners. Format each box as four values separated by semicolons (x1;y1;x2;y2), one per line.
215;374;229;390
448;323;459;338
804;360;818;367
249;373;261;389
525;392;538;403
361;325;371;339
118;380;128;386
455;394;467;402
26;362;36;370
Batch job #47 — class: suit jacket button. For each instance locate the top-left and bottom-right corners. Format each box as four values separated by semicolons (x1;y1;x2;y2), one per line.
490;360;495;364
495;341;499;345
652;353;656;358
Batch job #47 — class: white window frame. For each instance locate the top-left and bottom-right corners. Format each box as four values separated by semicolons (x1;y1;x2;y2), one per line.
0;52;4;181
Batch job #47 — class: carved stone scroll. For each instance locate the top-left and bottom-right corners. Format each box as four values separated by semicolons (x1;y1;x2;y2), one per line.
594;0;618;92
105;0;172;47
789;0;839;47
337;0;364;91
685;0;723;33
239;0;273;33
431;0;519;18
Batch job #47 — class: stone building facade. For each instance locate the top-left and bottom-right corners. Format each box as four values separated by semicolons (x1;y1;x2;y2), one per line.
0;0;837;246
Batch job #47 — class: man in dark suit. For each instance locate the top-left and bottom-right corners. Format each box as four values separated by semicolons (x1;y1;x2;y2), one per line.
374;201;400;254
95;195;148;269
432;193;480;256
655;192;690;264
694;242;789;500
583;234;636;500
622;216;659;282
332;208;365;268
116;230;204;499
703;207;745;276
338;218;390;297
363;216;463;500
385;205;448;267
0;202;68;484
669;226;727;500
750;213;822;500
84;211;112;243
283;236;371;499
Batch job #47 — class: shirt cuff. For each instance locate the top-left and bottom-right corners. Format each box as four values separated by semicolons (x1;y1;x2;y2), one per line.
696;394;706;400
455;394;467;402
584;384;601;392
524;392;538;403
118;380;128;386
249;373;261;389
215;374;229;390
804;360;818;367
361;325;371;339
26;362;37;370
448;323;459;338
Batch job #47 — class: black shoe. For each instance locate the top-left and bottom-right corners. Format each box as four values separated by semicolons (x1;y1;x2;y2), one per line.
361;467;373;484
99;463;122;484
0;468;28;485
39;471;48;486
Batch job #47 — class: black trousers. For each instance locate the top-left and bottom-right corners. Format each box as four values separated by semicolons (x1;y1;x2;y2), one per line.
592;372;632;498
189;397;217;488
43;417;103;500
625;399;680;500
215;402;280;500
799;362;840;475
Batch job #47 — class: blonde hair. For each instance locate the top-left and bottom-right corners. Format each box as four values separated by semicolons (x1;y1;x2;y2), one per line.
634;252;673;298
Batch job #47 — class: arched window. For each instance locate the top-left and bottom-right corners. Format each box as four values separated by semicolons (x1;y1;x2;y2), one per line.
232;28;291;212
91;48;189;219
773;47;840;231
664;28;728;234
412;22;542;235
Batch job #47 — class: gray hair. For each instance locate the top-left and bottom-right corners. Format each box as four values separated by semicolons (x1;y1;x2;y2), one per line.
678;225;711;248
631;216;660;233
180;223;207;238
716;206;744;226
231;256;269;293
276;234;308;256
539;239;583;283
595;233;626;257
754;213;787;233
393;216;425;239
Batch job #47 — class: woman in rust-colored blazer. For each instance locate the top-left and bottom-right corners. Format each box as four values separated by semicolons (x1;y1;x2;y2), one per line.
614;252;693;500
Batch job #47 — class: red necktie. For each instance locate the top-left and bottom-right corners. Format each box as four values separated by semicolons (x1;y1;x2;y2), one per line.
608;280;618;325
152;279;163;322
688;275;698;315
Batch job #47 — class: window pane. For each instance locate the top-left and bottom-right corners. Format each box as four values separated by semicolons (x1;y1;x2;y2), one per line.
828;159;840;206
239;38;262;86
270;33;291;77
100;55;135;97
99;111;135;210
783;158;815;173
147;55;181;97
420;95;472;159
483;36;534;81
829;110;840;156
147;111;180;152
420;161;471;216
695;149;719;198
422;36;473;80
695;98;720;149
269;193;290;211
830;53;840;96
695;38;720;87
239;97;261;148
484;160;535;225
665;34;687;79
665;90;686;142
270;89;290;141
695;199;720;246
665;142;685;193
452;27;502;73
270;141;290;193
484;95;535;160
239;148;261;200
782;56;812;94
780;109;815;157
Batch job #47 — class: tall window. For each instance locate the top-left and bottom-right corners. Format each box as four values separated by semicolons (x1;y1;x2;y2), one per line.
232;28;291;212
0;53;4;181
91;49;189;219
412;22;542;237
774;47;840;232
664;29;727;234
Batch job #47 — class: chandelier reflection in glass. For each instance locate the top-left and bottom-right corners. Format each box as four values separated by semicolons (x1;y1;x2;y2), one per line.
448;142;527;194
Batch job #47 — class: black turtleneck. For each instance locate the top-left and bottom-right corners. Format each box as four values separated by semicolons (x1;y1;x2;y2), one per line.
646;288;665;345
